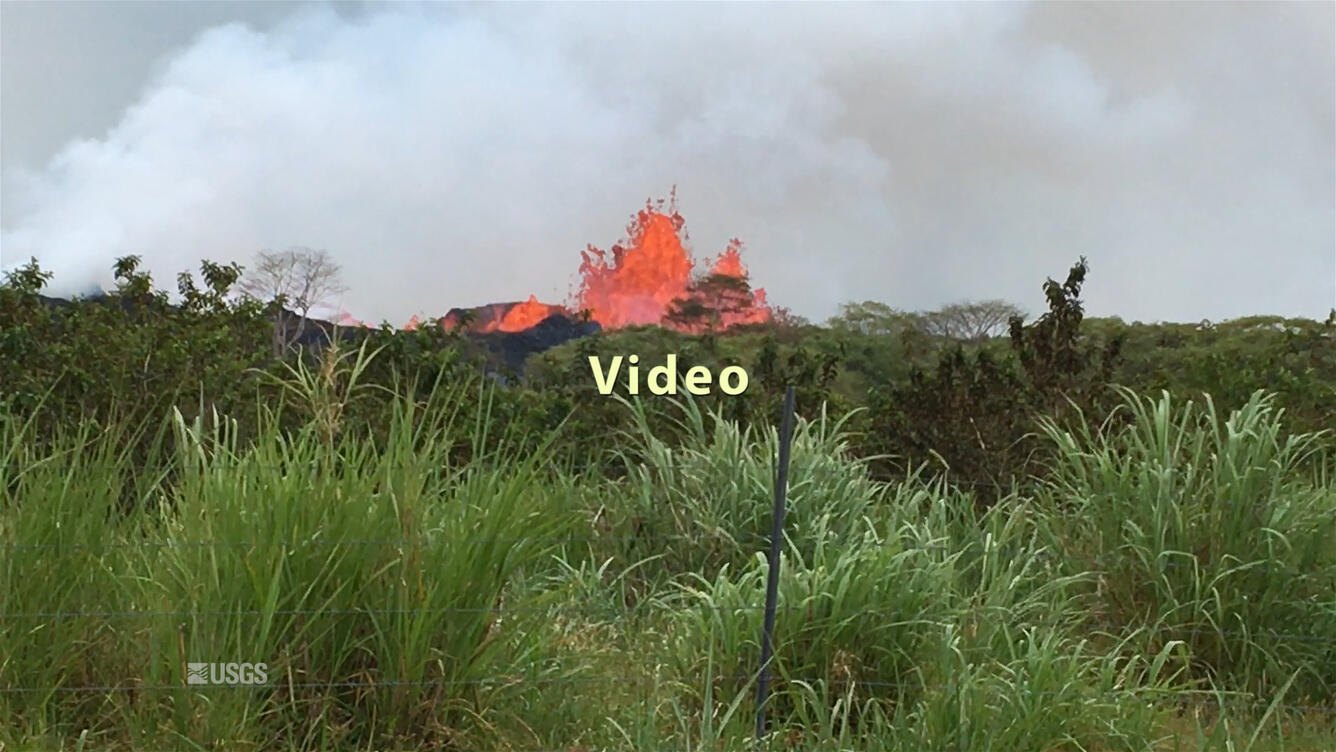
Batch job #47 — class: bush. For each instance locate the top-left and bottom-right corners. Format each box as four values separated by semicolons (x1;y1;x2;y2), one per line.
593;394;886;586
1038;387;1336;700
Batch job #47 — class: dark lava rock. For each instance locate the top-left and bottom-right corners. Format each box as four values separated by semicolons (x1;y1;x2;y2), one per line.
475;314;602;374
32;294;598;378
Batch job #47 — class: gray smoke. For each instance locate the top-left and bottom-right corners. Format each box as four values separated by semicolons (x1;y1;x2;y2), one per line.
2;2;1332;324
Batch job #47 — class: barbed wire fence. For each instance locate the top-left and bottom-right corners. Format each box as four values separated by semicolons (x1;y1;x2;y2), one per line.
2;575;1334;733
2;390;1334;750
3;598;1333;731
2;568;1333;748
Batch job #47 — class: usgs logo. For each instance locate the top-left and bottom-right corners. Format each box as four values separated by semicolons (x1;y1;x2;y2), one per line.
186;662;269;686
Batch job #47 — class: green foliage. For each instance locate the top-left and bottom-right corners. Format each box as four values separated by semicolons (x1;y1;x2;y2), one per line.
3;251;1335;749
0;380;579;750
595;394;883;585
867;258;1125;500
2;362;1333;750
1037;388;1336;700
1;257;277;500
7;253;1331;499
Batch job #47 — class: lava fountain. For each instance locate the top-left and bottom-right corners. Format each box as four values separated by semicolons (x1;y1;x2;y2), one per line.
549;192;770;333
345;191;772;334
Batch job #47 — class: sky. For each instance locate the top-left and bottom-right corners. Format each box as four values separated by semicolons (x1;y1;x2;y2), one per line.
2;1;1333;326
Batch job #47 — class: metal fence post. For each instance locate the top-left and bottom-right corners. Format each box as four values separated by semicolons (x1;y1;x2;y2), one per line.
755;385;796;742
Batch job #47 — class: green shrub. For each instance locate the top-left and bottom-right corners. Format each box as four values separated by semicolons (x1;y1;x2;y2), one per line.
595;394;886;586
1038;387;1336;700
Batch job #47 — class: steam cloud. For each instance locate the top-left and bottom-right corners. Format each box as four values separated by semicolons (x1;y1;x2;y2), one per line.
2;3;1332;323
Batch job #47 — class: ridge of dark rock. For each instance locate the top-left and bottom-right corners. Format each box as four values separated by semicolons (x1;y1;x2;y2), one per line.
31;294;600;376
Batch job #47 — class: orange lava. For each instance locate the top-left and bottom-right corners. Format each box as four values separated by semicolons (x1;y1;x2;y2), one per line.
570;194;770;332
491;295;567;333
574;205;695;329
710;242;747;277
390;192;770;334
702;240;771;329
440;296;564;333
336;311;371;328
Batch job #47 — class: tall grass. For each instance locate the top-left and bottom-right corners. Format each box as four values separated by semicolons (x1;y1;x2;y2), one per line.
654;484;1182;750
596;394;888;587
1037;387;1336;701
0;413;149;744
2;374;1333;750
1;359;581;749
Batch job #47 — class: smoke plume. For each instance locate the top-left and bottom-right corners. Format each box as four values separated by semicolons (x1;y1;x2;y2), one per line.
2;2;1331;323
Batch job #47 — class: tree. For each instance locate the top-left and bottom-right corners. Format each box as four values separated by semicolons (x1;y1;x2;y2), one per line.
663;273;754;333
918;299;1026;341
868;258;1121;505
827;300;920;337
768;306;810;330
238;247;348;355
1011;258;1125;417
661;296;713;333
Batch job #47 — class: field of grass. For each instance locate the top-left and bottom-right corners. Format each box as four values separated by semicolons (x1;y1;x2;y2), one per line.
1;356;1333;750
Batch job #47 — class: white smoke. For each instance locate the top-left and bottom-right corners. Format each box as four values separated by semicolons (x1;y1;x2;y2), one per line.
2;2;1332;323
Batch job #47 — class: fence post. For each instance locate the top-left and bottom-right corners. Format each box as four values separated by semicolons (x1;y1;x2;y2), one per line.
755;386;796;743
